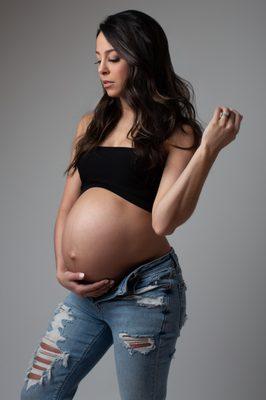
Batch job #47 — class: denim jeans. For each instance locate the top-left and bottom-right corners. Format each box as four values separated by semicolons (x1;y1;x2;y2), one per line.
20;247;187;400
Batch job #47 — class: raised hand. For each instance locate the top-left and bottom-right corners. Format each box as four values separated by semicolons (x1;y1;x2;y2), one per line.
201;106;243;155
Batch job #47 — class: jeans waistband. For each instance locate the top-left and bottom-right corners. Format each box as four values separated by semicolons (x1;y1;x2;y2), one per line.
129;246;180;277
91;247;180;304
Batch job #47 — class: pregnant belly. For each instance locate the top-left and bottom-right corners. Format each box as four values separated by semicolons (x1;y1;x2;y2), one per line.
61;188;170;283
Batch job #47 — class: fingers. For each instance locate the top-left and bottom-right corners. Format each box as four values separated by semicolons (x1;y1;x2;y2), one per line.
71;282;109;298
74;278;115;298
230;108;243;134
214;106;243;132
57;270;115;298
68;271;86;281
85;279;115;298
225;109;236;133
228;109;236;125
213;106;230;122
213;107;223;123
69;271;110;289
218;106;231;127
77;272;84;279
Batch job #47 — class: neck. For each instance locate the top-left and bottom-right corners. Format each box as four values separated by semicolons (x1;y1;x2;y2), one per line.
119;97;135;120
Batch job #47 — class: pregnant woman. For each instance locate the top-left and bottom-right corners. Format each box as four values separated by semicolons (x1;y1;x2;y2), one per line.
20;9;243;400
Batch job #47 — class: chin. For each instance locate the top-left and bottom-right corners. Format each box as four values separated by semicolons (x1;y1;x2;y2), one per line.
106;90;121;97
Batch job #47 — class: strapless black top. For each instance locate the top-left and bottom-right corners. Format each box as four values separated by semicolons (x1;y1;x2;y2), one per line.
76;146;166;213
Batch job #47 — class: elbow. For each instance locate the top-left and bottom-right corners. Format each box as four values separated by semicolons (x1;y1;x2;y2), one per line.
152;212;167;236
153;226;166;236
152;220;174;237
153;226;175;236
152;207;191;236
152;218;164;236
152;214;187;236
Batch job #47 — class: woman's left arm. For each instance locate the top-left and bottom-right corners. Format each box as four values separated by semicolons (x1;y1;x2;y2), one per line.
152;142;219;235
152;106;243;235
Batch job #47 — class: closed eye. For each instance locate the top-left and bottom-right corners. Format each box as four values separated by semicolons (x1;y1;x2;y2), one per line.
94;58;120;64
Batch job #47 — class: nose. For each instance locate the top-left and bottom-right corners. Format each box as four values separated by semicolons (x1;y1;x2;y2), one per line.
98;60;109;75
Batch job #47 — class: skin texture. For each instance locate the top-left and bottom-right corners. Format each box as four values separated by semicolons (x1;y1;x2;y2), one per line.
95;31;130;102
58;32;172;296
56;32;244;299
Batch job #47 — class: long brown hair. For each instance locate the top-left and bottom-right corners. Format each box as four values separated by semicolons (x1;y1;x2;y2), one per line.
64;9;204;178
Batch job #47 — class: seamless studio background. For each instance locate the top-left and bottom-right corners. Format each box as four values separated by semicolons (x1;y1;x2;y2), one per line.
1;1;265;399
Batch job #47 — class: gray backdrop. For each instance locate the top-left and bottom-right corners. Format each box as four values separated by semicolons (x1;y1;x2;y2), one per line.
1;1;265;399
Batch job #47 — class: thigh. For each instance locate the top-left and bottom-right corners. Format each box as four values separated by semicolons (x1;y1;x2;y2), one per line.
20;292;113;400
106;275;187;400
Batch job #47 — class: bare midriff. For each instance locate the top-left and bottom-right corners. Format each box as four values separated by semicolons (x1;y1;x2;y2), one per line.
61;187;171;286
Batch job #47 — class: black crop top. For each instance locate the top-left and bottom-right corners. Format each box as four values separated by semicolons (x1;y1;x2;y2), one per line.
76;146;166;213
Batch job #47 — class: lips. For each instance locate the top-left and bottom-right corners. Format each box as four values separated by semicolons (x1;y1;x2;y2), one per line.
103;81;114;89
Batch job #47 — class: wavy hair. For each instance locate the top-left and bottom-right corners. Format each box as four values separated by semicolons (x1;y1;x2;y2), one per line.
64;9;204;178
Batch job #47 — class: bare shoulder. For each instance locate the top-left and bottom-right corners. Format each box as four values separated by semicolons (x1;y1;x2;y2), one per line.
79;111;94;135
164;124;196;153
80;111;94;129
73;111;94;142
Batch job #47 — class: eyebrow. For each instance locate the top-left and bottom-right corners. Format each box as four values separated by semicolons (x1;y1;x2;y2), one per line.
95;48;116;55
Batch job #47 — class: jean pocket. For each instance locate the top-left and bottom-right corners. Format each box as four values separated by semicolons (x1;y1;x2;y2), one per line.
129;267;179;294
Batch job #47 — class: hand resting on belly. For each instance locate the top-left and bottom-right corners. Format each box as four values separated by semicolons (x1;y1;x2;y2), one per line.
61;188;170;287
56;264;116;298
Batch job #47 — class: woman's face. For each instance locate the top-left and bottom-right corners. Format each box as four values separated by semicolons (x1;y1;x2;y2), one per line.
95;31;129;97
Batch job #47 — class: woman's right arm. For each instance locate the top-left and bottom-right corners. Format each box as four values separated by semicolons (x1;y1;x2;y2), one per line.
53;113;115;297
54;113;91;275
54;209;69;274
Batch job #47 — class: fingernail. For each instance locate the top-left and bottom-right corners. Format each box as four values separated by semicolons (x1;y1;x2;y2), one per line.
110;280;115;285
104;279;109;284
79;273;84;279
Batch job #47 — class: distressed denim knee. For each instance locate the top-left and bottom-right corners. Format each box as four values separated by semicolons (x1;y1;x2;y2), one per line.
20;302;74;399
20;294;113;400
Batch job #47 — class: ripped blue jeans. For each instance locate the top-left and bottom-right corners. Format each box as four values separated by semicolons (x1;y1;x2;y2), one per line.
20;247;187;400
